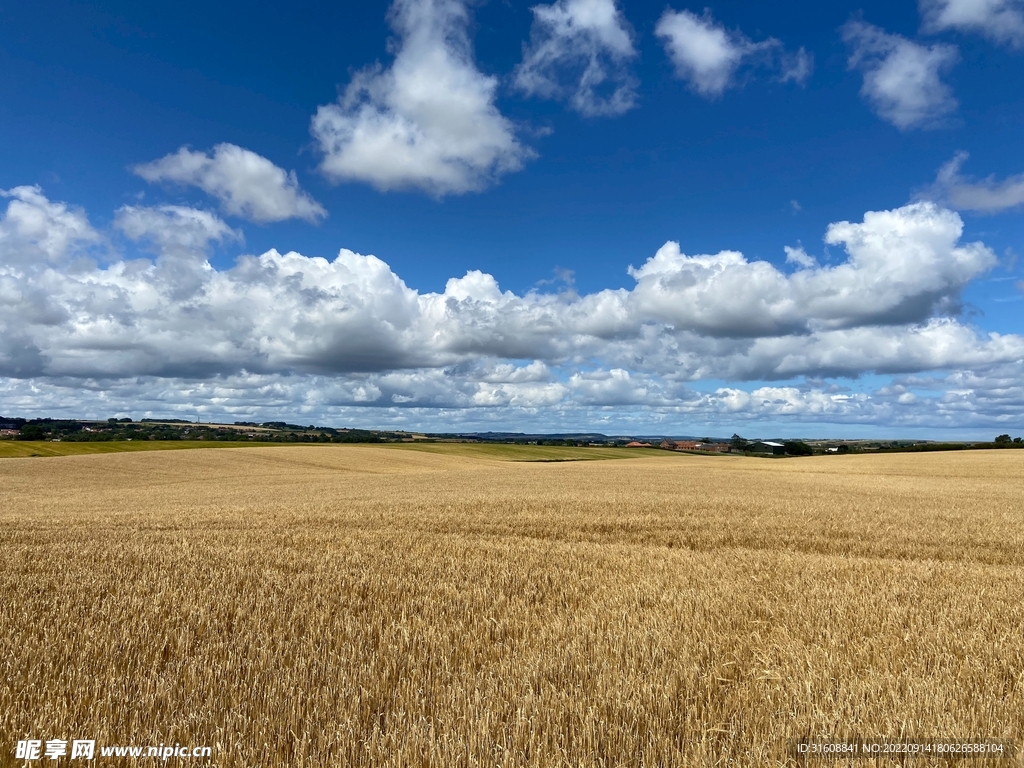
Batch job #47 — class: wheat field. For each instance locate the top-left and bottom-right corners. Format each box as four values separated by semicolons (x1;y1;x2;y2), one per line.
1;445;1022;767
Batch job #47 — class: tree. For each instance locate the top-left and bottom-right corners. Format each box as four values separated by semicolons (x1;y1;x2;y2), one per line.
730;433;748;450
995;434;1012;444
16;425;45;441
784;441;813;456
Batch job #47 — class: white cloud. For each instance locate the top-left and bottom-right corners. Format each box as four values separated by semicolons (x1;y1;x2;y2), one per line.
0;185;99;265
626;202;994;336
655;10;757;96
0;190;1010;381
715;319;1024;380
926;151;1024;212
4;364;1023;434
133;144;326;224
920;0;1024;48
3;188;1023;430
569;368;660;405
114;205;241;304
784;245;816;269
310;0;531;196
655;9;811;98
843;20;959;130
115;205;240;256
514;0;638;117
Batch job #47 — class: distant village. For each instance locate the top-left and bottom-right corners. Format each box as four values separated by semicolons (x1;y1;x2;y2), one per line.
626;438;789;455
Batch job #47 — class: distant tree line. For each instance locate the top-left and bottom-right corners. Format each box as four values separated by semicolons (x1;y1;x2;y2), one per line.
3;418;1022;451
727;433;1023;455
0;418;391;443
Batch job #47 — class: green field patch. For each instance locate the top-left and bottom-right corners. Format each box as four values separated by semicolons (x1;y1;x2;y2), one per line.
379;442;664;462
0;440;281;458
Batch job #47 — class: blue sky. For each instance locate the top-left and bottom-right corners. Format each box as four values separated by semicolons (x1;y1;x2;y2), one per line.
1;0;1023;437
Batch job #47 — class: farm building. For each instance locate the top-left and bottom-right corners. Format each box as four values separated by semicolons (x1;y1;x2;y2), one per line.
664;440;698;450
748;441;785;455
698;443;731;452
662;440;731;453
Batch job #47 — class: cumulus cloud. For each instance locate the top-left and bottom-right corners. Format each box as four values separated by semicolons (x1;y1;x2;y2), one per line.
784;245;816;269
114;205;241;303
713;319;1024;380
843;20;959;129
925;151;1024;212
133;144;326;223
2;182;1015;393
0;188;1019;434
920;0;1024;48
115;205;240;255
627;202;995;336
514;0;638;116
655;9;811;97
310;0;531;196
0;186;99;265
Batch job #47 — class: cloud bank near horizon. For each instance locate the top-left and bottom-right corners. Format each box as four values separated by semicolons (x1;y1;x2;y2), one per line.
1;184;1022;431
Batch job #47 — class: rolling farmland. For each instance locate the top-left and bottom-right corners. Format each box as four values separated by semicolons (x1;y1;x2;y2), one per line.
1;445;1021;766
0;440;279;459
